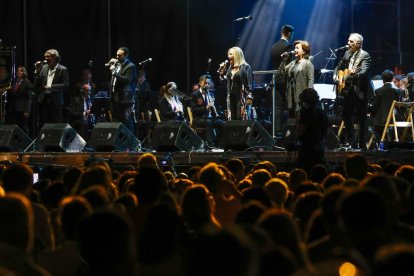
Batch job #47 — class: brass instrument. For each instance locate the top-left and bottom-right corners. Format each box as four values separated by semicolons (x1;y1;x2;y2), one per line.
206;91;218;118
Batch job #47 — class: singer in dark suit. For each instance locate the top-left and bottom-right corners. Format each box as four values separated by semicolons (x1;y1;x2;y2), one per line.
191;75;224;147
9;66;33;135
370;70;400;141
108;47;138;133
34;49;69;126
271;25;294;136
335;33;371;150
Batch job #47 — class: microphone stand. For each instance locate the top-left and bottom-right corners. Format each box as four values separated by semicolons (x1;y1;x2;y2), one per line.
319;47;337;83
232;20;242;45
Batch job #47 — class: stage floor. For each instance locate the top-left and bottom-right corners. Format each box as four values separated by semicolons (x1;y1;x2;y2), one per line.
1;148;413;172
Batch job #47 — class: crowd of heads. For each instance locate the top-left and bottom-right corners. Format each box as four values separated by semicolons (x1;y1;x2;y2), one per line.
0;153;414;275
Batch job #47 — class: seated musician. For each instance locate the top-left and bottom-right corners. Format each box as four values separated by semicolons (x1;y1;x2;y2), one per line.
191;75;225;147
370;69;400;142
69;82;95;140
159;82;184;121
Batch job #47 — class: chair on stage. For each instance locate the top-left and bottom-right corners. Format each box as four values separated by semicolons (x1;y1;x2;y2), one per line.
378;101;414;146
186;106;206;138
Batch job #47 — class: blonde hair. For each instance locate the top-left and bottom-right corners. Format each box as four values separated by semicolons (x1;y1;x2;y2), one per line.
228;46;247;67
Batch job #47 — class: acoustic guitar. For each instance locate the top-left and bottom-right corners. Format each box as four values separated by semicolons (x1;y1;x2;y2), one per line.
336;69;351;96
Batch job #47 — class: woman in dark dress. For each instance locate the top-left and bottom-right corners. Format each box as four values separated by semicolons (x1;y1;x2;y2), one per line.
226;47;252;120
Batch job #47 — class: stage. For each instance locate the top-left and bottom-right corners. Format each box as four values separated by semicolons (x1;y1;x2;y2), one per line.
1;148;413;172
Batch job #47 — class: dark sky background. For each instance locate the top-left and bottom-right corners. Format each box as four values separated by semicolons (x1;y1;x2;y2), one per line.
1;0;413;96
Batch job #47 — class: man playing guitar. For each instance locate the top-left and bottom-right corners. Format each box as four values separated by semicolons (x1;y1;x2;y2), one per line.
335;33;371;150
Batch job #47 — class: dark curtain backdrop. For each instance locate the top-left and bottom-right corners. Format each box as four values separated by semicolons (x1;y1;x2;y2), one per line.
0;0;254;95
0;0;413;98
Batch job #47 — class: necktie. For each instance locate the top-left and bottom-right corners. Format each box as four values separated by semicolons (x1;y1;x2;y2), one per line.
15;80;21;91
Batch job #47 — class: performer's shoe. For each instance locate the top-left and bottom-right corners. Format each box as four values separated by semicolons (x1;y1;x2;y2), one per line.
339;142;351;148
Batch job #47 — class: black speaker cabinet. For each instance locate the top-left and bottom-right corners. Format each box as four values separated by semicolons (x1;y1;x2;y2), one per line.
0;125;33;152
151;121;203;151
37;123;86;152
89;122;139;151
219;120;275;151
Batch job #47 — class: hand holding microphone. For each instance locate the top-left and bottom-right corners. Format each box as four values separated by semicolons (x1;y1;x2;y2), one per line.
105;58;118;71
34;60;46;73
34;60;47;66
217;60;228;74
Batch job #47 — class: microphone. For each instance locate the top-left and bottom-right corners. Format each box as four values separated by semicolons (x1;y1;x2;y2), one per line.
139;58;152;66
234;15;253;22
217;60;228;73
88;60;94;69
281;51;295;57
105;58;118;67
334;45;349;52
34;60;47;66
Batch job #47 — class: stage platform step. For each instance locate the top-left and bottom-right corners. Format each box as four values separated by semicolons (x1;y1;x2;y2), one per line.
1;149;413;172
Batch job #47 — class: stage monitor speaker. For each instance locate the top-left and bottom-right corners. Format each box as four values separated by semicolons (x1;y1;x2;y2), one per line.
0;125;33;152
88;122;139;152
219;120;275;151
37;123;86;152
151;121;203;151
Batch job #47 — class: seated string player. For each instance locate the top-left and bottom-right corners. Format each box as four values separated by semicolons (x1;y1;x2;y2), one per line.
159;82;185;122
191;75;225;148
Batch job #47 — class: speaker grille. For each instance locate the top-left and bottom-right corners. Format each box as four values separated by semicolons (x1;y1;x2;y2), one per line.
89;122;139;151
0;125;33;152
37;124;86;152
151;121;203;151
219;120;275;151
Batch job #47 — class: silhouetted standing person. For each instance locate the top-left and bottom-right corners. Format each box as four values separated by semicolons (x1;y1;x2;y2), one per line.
271;25;295;136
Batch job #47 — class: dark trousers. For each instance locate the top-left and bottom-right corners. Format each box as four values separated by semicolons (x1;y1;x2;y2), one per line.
274;81;288;136
342;92;368;148
111;101;136;134
194;117;225;145
40;96;63;126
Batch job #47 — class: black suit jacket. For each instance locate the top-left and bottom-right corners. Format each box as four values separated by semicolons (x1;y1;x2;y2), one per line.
13;79;33;113
191;90;209;120
336;49;371;101
159;97;177;121
110;59;137;104
271;39;293;69
271;39;293;83
371;83;400;126
37;64;69;105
